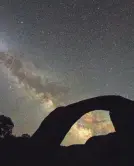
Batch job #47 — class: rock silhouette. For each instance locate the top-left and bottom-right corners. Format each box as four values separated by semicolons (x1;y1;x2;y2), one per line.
0;95;134;166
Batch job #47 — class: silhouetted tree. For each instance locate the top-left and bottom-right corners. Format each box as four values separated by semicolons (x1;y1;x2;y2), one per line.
0;115;14;139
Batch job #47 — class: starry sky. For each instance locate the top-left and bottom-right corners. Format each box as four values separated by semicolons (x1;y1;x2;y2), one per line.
0;0;134;145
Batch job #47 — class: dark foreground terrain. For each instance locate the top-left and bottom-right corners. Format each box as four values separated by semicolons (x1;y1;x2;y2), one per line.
0;95;134;166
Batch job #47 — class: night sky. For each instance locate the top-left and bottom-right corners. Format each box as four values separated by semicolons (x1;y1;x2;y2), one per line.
0;0;134;145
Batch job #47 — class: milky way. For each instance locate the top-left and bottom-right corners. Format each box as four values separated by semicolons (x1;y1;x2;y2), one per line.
0;52;69;107
0;51;114;145
0;0;133;145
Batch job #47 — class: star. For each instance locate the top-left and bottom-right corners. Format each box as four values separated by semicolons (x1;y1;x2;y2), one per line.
40;30;45;34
